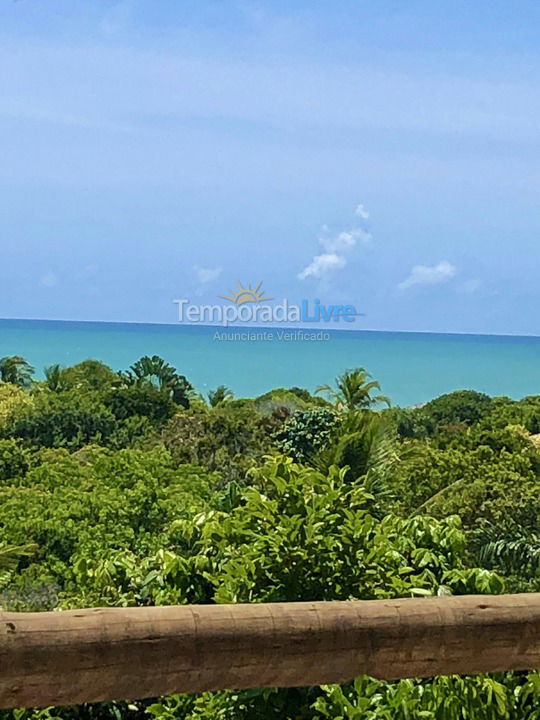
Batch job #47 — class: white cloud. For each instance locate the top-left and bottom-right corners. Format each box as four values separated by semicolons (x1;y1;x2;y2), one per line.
298;253;346;280
355;204;370;220
398;261;457;290
298;204;370;281
321;228;371;253
195;265;222;284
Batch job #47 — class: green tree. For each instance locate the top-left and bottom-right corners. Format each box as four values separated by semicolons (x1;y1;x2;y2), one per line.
104;385;176;424
160;406;272;484
187;456;503;605
44;364;69;392
316;368;390;412
315;411;400;494
61;359;117;392
0;356;34;388
0;446;216;608
0;377;538;720
44;360;118;394
274;407;339;463
207;385;234;408
0;438;30;481
122;356;193;408
0;384;34;432
9;391;117;450
423;389;494;428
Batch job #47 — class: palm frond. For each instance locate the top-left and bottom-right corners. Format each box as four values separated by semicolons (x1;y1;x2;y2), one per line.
0;543;37;572
479;530;540;576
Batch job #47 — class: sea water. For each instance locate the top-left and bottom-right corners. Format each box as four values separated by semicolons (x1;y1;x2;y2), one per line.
0;319;539;407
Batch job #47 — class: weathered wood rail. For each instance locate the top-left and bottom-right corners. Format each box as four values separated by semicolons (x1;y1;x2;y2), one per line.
1;594;539;708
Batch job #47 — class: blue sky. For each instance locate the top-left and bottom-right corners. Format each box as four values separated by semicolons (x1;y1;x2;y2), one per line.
1;0;540;334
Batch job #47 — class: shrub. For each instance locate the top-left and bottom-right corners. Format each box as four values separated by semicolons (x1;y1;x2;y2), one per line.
9;392;117;450
274;408;339;462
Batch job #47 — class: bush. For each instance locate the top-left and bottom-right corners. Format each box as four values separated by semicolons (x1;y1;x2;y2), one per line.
9;392;117;450
0;438;30;481
160;407;272;483
191;457;503;604
423;390;494;428
56;359;118;392
0;383;34;432
103;385;176;424
0;447;217;608
274;408;339;462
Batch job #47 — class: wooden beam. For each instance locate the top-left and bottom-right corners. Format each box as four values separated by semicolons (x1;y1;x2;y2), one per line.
1;594;540;708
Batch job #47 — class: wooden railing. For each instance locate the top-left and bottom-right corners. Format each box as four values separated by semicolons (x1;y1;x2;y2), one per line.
1;594;539;709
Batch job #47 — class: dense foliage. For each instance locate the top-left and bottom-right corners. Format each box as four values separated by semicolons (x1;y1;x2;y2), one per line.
0;358;539;718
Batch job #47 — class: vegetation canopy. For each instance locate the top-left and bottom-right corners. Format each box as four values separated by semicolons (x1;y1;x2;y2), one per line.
0;356;538;719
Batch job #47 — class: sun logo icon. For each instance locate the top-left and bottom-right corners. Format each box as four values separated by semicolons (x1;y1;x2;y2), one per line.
219;281;272;306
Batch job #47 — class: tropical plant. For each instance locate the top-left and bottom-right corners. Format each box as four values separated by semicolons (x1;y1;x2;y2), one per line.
207;385;234;407
315;410;400;494
0;364;537;720
0;356;34;388
0;446;217;608
189;456;503;605
478;526;540;578
273;407;339;462
122;356;193;408
48;359;118;393
314;672;540;720
316;368;390;412
422;389;495;429
160;406;271;484
103;385;176;423
0;542;37;572
44;364;69;392
9;391;118;450
0;384;35;432
0;438;30;480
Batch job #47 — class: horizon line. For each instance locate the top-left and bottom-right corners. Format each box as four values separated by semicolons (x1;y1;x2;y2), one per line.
0;316;539;341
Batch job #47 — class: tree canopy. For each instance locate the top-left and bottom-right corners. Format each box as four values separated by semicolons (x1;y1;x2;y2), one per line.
0;358;538;718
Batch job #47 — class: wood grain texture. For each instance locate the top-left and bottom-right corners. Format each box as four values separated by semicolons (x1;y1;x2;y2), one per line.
0;594;539;708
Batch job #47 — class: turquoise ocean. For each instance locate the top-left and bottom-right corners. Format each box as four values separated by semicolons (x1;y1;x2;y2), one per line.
1;319;539;407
